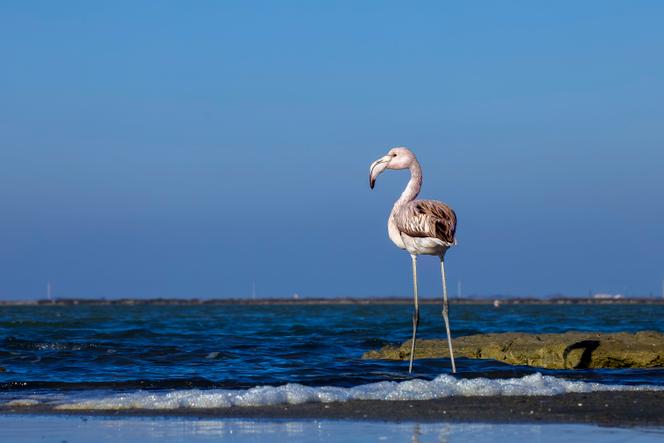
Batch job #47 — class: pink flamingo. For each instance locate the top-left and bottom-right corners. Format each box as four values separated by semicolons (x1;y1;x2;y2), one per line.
369;147;457;373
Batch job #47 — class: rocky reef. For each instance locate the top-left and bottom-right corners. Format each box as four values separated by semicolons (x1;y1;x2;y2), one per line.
362;331;664;369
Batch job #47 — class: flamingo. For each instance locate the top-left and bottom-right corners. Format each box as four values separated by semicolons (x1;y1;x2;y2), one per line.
369;147;457;374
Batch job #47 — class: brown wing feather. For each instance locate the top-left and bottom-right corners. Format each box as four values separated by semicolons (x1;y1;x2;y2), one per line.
394;200;457;244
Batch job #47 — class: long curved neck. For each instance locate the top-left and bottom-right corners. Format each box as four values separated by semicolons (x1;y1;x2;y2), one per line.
395;160;422;207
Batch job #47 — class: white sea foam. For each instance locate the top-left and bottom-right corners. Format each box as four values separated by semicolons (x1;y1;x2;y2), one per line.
44;374;662;411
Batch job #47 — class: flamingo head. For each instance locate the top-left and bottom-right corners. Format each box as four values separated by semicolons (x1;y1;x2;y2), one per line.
369;147;416;189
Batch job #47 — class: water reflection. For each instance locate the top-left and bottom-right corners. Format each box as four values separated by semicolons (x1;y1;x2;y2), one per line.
1;416;663;443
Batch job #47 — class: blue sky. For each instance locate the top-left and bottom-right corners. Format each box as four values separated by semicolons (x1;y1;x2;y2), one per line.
1;1;663;299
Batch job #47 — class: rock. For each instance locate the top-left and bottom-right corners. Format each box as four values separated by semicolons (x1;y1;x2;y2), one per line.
362;331;664;369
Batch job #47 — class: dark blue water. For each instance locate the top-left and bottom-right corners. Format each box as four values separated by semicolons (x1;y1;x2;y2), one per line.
1;303;663;393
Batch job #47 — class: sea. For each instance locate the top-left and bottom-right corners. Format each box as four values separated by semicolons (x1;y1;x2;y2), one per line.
1;302;663;412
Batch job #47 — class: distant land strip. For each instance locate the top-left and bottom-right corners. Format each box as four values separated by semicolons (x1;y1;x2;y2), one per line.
1;297;664;306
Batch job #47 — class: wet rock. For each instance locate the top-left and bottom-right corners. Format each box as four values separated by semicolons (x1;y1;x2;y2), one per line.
362;331;664;369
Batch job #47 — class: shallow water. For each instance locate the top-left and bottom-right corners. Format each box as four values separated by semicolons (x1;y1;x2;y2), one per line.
1;415;663;443
0;304;662;407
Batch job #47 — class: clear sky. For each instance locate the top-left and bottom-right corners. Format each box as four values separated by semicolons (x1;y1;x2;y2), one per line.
1;1;663;299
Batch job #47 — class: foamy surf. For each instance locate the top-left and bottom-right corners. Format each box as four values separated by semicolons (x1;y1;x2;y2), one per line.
2;374;654;411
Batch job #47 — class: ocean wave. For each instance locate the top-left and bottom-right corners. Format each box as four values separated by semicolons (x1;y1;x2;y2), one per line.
10;373;654;411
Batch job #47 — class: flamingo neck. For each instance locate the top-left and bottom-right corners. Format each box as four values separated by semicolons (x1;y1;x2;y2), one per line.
395;161;422;207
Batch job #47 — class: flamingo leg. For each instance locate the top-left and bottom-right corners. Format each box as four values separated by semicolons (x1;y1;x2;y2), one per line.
408;254;419;374
440;257;457;373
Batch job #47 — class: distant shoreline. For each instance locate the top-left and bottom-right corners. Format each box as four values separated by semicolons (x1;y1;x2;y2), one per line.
1;297;664;306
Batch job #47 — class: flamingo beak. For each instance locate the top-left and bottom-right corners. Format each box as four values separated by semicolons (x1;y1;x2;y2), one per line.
369;155;391;189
